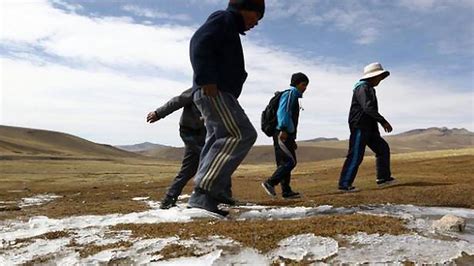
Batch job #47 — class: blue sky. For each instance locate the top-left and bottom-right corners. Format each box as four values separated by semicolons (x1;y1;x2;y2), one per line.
1;0;473;146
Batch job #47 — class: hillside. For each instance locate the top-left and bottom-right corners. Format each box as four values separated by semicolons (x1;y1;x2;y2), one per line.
141;127;474;163
116;142;171;153
0;125;140;159
304;127;474;152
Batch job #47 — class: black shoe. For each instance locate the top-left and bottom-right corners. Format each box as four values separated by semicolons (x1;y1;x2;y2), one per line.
187;205;229;219
195;187;236;205
338;186;360;193
261;182;276;197
376;177;396;187
282;191;301;199
159;195;177;209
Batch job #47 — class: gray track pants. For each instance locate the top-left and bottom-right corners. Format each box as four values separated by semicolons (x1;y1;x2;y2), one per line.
188;89;257;211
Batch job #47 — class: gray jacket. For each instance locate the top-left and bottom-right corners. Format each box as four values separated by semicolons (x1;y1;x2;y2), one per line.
155;88;204;130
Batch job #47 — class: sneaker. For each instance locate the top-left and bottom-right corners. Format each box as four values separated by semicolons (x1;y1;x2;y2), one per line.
282;191;301;199
186;205;229;219
195;187;236;206
211;193;237;206
338;186;360;193
376;177;396;187
261;182;276;197
159;195;177;209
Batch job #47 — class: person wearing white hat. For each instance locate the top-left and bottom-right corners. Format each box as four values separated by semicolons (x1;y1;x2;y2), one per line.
338;62;396;192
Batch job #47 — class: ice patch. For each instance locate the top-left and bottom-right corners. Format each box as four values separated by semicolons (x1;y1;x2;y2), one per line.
132;196;150;201
333;232;474;264
238;205;334;220
19;194;62;208
1;238;70;264
1;203;473;264
178;194;191;200
0;206;225;243
155;250;222;266
270;234;338;261
214;248;269;265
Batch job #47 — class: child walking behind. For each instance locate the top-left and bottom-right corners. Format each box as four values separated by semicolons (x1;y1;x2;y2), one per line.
262;72;309;199
338;62;396;192
147;88;205;209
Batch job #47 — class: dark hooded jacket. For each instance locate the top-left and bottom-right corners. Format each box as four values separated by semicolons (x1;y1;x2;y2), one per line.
348;81;388;131
189;6;248;99
154;88;204;130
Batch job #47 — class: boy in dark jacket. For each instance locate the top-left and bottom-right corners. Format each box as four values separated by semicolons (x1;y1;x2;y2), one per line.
338;62;396;192
187;0;264;217
147;88;205;209
262;72;309;199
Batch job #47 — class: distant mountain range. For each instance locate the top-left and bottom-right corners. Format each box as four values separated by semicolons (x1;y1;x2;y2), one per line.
1;125;472;163
120;127;474;163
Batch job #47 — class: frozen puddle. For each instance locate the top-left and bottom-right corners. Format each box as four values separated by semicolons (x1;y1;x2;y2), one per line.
0;202;473;265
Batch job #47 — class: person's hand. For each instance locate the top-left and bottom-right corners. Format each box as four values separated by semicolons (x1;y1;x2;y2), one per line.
202;84;218;97
293;142;298;150
279;131;288;142
147;111;159;123
383;122;393;133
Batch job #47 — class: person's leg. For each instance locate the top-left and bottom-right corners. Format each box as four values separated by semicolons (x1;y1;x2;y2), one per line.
198;91;257;201
265;135;296;194
164;127;205;201
366;131;392;182
189;90;257;211
279;138;297;196
338;128;367;188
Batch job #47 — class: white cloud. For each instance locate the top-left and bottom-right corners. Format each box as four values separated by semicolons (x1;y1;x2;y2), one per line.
121;5;191;21
1;0;472;146
398;0;474;11
1;0;195;76
266;0;381;45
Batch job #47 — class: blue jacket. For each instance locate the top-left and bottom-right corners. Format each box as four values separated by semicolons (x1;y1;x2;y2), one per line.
276;87;302;135
190;7;248;99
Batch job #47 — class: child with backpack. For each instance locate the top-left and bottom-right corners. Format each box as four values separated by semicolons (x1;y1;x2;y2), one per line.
261;72;309;199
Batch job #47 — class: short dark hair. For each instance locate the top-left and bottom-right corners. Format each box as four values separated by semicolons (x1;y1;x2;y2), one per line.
290;72;309;87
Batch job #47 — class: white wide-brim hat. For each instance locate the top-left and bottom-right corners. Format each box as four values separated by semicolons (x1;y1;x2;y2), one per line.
360;62;390;80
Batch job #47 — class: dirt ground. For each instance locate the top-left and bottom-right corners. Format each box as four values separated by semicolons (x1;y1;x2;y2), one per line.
0;148;472;257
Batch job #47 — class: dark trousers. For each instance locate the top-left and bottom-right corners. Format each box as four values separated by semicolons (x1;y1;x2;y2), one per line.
339;128;391;187
166;126;206;198
267;133;297;194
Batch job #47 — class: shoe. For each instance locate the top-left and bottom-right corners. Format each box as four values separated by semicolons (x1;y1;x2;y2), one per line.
186;205;229;219
159;195;177;209
195;187;236;206
282;191;301;199
261;182;276;197
338;186;360;193
376;177;396;187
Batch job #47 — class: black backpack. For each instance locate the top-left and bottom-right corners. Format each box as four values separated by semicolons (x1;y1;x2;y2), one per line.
261;90;289;137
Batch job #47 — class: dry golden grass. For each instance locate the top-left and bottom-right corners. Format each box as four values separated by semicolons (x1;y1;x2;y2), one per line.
0;148;472;221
